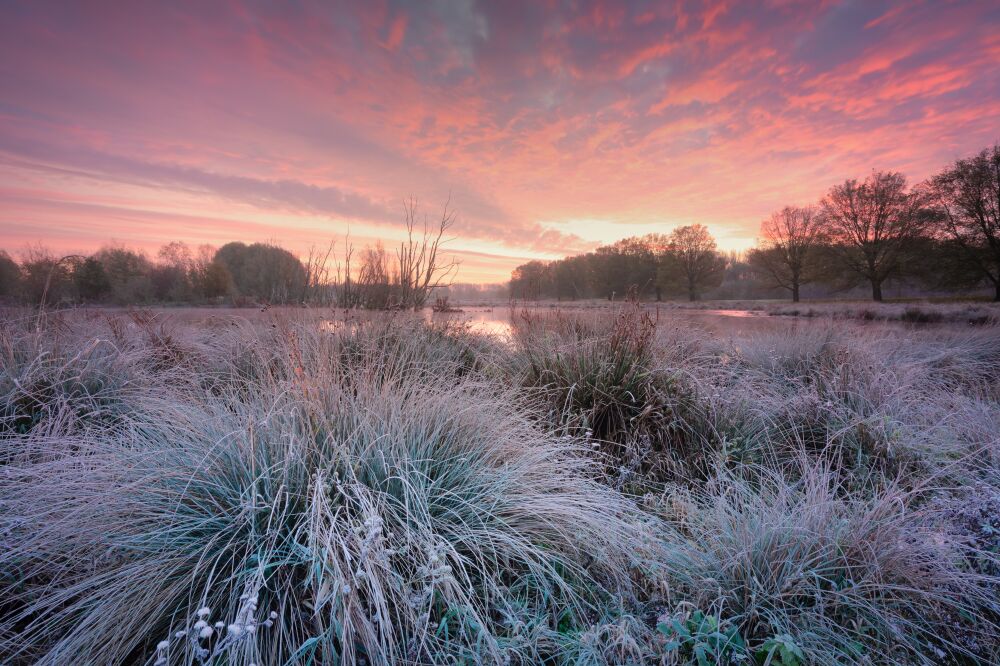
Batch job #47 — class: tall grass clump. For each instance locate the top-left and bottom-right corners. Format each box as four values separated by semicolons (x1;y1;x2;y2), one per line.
0;321;648;665
691;324;1000;492
0;313;140;439
201;313;500;396
326;313;498;384
653;463;1000;665
511;304;709;486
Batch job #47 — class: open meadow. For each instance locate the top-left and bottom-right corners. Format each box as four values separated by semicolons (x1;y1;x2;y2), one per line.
4;0;1000;663
2;304;999;665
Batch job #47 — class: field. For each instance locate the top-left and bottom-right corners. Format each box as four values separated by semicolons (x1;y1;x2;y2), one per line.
2;304;1000;665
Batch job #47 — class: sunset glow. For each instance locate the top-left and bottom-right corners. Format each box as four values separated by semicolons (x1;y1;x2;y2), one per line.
2;1;998;282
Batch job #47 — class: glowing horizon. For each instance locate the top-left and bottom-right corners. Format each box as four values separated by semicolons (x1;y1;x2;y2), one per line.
1;1;998;283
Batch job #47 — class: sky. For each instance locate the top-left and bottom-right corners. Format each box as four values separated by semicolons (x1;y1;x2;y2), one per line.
1;1;998;283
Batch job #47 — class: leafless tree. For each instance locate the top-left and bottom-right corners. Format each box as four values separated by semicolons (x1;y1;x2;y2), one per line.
333;236;358;309
357;242;394;309
748;206;826;302
19;247;84;331
396;198;459;310
928;144;1000;301
302;241;336;305
338;199;459;310
657;224;726;301
18;245;76;307
158;241;192;270
820;171;929;302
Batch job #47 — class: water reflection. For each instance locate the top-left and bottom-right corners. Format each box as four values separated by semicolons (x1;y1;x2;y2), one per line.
426;308;514;337
168;303;962;342
423;305;791;339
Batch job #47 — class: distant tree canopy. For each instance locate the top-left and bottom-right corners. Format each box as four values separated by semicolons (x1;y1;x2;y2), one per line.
0;223;455;309
95;246;153;304
510;145;1000;303
0;241;302;307
821;171;931;302
3;148;999;307
929;143;1000;301
74;257;111;303
510;227;727;302
17;247;75;305
0;250;20;299
657;224;726;301
214;242;308;303
748;206;827;302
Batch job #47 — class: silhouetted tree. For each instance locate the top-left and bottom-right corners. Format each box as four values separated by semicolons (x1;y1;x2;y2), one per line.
215;242;307;303
0;250;20;301
302;242;336;305
581;234;667;301
335;201;458;310
712;251;775;300
552;255;587;300
929;144;1000;301
19;246;74;305
748;206;826;302
657;224;726;301
74;257;111;303
199;260;233;299
151;241;193;301
509;260;552;300
820;171;929;302
395;199;458;310
96;246;153;304
357;242;394;309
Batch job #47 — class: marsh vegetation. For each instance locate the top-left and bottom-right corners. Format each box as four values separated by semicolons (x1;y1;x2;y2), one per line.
1;304;999;665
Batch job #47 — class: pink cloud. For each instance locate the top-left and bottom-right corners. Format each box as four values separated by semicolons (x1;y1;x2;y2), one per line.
382;12;408;52
0;0;998;282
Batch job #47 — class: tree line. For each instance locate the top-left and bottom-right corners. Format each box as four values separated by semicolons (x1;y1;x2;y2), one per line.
0;201;458;310
0;241;311;307
2;145;996;307
511;143;1000;302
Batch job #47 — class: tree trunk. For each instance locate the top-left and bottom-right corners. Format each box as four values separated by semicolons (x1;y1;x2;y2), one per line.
688;283;697;301
792;282;800;303
871;280;883;302
994;280;1000;302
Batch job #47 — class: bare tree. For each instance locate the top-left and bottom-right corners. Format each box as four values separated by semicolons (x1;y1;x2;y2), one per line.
657;224;726;301
18;247;84;331
153;241;194;301
357;242;394;309
929;144;1000;301
396;198;459;310
820;171;929;302
302;241;336;305
19;245;78;308
748;206;826;302
333;235;359;309
333;200;458;311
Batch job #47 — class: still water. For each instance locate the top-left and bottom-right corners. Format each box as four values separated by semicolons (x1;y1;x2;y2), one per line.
424;305;799;338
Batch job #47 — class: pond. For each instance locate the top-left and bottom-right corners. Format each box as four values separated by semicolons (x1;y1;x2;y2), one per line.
423;305;810;339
